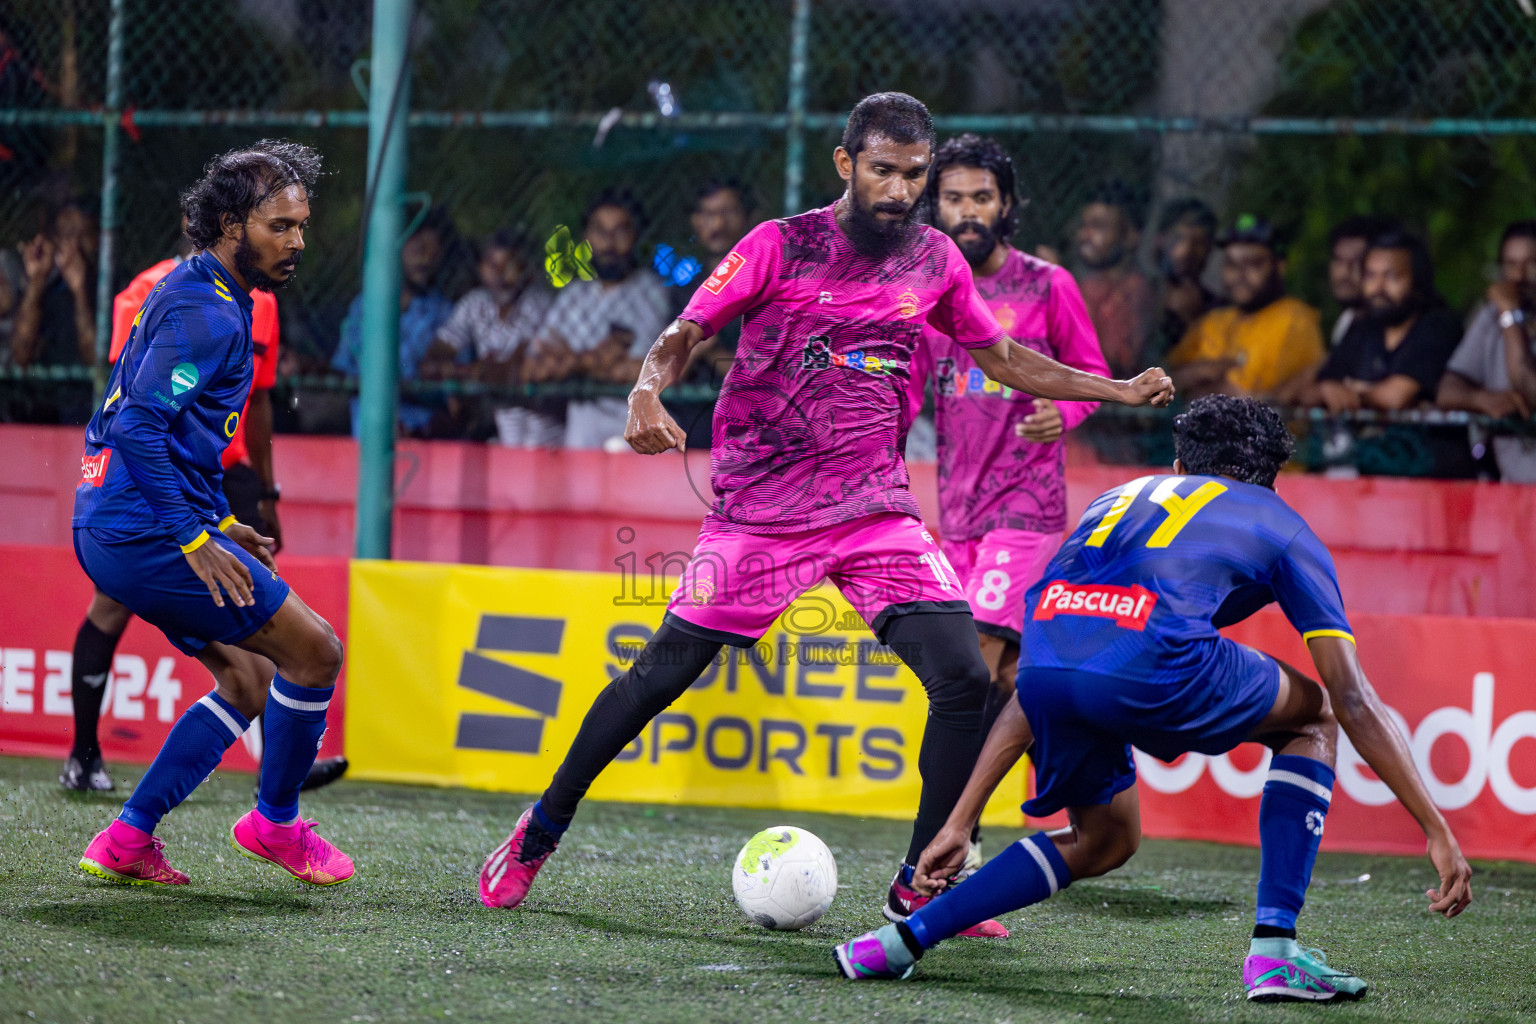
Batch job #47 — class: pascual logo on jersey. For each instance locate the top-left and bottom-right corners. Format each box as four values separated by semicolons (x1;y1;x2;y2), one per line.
171;363;199;395
80;449;112;487
703;251;746;294
895;290;919;319
1032;581;1157;631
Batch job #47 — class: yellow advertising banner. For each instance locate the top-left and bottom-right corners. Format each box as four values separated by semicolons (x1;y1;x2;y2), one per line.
346;560;1026;826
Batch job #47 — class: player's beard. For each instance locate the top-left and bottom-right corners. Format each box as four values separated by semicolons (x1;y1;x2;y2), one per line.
234;230;300;292
944;215;1001;267
843;190;920;260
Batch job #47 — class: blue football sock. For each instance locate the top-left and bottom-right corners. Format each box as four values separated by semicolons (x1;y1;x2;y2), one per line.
1255;754;1334;932
255;673;333;824
905;832;1071;948
119;691;249;835
530;800;569;836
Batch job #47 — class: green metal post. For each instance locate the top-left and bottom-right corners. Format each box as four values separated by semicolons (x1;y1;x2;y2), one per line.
782;0;812;215
355;0;413;560
92;0;127;397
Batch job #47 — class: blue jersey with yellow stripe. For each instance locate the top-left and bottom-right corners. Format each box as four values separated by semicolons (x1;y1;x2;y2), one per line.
73;252;253;549
1020;473;1351;685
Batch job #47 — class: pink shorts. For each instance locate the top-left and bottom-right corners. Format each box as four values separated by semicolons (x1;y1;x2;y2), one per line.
666;512;970;645
942;529;1060;643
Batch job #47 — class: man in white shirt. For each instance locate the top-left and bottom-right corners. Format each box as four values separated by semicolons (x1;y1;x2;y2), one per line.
427;229;558;446
531;190;669;449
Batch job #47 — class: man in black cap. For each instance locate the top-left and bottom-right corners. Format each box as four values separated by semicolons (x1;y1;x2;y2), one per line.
1167;214;1325;400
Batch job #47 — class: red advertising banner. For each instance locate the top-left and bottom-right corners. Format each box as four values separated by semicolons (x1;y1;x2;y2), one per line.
0;544;349;771
1032;610;1536;863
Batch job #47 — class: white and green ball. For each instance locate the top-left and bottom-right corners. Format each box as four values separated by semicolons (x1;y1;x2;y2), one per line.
731;825;838;930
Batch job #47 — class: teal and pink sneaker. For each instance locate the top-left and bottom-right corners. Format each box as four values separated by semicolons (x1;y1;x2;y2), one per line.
479;806;560;909
229;808;354;886
78;819;189;886
1244;938;1368;1002
834;924;918;980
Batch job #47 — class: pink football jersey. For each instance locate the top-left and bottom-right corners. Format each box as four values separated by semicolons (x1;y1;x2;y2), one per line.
681;205;1004;533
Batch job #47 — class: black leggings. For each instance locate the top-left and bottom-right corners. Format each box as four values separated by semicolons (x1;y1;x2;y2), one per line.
539;613;991;867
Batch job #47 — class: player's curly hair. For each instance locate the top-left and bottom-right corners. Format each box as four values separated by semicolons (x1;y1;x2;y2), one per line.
922;133;1020;238
841;92;935;162
1172;395;1295;489
180;139;322;250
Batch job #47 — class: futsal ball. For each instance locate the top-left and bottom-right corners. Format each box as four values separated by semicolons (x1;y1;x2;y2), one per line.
731;825;838;930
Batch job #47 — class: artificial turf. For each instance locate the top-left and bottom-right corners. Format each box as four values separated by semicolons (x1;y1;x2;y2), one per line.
1;754;1532;1024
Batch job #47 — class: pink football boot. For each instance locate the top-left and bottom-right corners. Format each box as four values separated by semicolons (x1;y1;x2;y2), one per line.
79;819;190;886
230;808;354;886
480;806;561;909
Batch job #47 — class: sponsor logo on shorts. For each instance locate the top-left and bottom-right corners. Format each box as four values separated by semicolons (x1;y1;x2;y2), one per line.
171;362;199;396
703;251;746;294
81;449;112;487
1031;580;1157;631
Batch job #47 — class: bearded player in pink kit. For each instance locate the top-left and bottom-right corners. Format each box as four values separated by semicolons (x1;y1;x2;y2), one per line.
906;134;1111;906
479;93;1174;928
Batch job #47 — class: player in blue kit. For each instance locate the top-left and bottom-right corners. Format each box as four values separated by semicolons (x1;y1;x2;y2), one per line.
835;395;1473;1001
73;141;354;888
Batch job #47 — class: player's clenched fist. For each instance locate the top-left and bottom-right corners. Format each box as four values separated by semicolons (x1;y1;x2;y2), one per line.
625;390;688;454
1121;366;1175;407
184;538;255;608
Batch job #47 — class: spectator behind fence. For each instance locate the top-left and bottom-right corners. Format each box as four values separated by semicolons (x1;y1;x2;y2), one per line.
1308;231;1460;414
675;178;750;382
1326;215;1398;346
1154;197;1218;359
669;178;751;449
332;210;455;436
1167;215;1324;401
1437;220;1536;481
424;228;559;446
6;200;98;369
531;189;669;449
1072;181;1153;377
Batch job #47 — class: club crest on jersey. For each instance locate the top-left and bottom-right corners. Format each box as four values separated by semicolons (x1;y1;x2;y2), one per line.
896;290;919;319
703;251;746;294
1032;581;1157;630
171;362;199;395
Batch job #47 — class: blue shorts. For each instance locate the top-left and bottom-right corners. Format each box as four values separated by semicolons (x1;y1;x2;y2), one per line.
1017;637;1281;817
74;526;290;657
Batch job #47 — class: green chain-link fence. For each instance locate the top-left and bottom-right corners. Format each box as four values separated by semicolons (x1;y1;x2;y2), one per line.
4;0;1536;471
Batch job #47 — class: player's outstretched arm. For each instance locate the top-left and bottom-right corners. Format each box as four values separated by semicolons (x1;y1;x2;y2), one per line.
625;318;708;454
1309;636;1473;918
970;337;1174;408
912;698;1034;896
